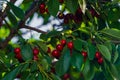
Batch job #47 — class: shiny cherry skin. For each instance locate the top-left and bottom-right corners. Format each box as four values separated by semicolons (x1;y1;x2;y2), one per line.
81;51;87;57
56;44;63;52
60;39;66;46
51;50;60;59
67;41;74;50
33;48;39;55
14;47;21;54
95;51;101;59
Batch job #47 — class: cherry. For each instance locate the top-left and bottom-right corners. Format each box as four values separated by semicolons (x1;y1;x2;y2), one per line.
14;47;21;54
33;55;38;61
95;51;101;59
47;47;51;53
63;74;70;80
98;57;103;64
59;0;64;4
60;39;66;46
33;48;39;55
67;41;74;50
45;8;49;13
15;53;22;59
81;51;87;57
58;12;64;19
56;44;63;52
51;49;60;59
40;8;46;14
64;17;69;24
39;3;46;10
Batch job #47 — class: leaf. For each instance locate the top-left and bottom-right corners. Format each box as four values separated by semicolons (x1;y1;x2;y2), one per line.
101;29;120;40
55;48;71;76
6;11;18;27
71;51;83;71
113;51;119;63
21;44;33;61
3;66;22;80
83;60;95;80
109;63;119;80
38;41;47;52
78;0;86;14
47;0;59;16
87;43;96;60
37;72;43;80
46;30;62;38
97;44;111;62
21;63;29;72
73;39;82;51
65;0;78;13
30;62;38;72
7;2;25;20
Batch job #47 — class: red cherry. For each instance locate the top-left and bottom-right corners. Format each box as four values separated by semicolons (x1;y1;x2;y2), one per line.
33;55;38;61
40;8;46;14
98;57;103;64
95;51;101;59
81;51;87;57
67;41;74;50
51;50;60;59
56;44;63;52
63;74;70;80
60;39;66;46
45;8;49;13
64;17;69;24
59;0;64;4
58;12;64;19
39;3;46;10
33;48;39;55
14;47;21;54
47;47;51;53
15;53;22;59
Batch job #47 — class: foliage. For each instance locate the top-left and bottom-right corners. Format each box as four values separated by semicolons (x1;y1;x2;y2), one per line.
0;0;120;80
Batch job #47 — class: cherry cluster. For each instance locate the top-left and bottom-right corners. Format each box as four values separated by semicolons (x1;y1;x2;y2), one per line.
39;3;48;14
14;47;23;62
95;51;103;64
32;47;39;61
51;39;66;59
14;47;40;61
58;7;83;24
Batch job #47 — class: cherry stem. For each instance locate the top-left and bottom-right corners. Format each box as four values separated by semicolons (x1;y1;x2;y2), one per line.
70;49;72;56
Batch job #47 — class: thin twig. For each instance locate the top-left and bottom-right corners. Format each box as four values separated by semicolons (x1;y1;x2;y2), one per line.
21;25;47;34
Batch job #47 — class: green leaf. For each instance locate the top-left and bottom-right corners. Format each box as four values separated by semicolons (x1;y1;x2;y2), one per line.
71;51;83;71
46;30;62;38
7;2;25;20
109;63;119;80
78;0;86;14
101;29;120;40
3;66;22;80
97;44;111;62
87;43;96;60
47;0;59;16
6;11;18;27
73;39;82;51
21;63;29;72
113;51;119;63
83;60;95;80
37;72;43;80
37;41;47;52
55;48;71;76
30;62;38;72
65;0;78;13
21;44;33;61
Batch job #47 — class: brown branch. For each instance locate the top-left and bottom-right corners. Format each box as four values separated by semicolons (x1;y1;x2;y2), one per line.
0;1;39;49
21;25;47;34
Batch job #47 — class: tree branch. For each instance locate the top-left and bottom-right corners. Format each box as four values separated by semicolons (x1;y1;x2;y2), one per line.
21;25;47;34
0;1;40;49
